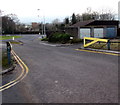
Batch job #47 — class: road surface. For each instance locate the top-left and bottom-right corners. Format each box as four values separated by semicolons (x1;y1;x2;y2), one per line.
2;35;119;103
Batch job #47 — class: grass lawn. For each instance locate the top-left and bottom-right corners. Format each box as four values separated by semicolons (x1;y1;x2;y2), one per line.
0;36;22;40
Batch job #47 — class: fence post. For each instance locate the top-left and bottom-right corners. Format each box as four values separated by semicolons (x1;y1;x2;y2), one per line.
107;40;111;50
6;42;11;65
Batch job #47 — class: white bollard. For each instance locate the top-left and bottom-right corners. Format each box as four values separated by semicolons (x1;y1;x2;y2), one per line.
12;37;14;40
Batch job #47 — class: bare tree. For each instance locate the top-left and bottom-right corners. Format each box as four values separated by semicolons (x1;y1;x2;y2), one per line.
0;10;4;17
6;13;20;24
76;8;115;21
99;9;115;20
52;18;61;31
52;18;60;24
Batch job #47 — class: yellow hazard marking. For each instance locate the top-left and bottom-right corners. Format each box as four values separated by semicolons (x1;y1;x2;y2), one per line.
76;49;120;56
0;50;29;92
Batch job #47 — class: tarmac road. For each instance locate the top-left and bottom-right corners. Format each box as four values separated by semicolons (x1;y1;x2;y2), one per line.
2;35;119;103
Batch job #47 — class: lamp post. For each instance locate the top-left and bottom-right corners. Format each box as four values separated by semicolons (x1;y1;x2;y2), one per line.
37;9;46;38
43;15;46;36
37;9;43;35
118;1;120;21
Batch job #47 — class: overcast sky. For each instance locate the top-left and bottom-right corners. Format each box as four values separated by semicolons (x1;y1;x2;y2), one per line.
0;0;120;23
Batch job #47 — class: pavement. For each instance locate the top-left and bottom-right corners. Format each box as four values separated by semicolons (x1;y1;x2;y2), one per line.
1;35;119;103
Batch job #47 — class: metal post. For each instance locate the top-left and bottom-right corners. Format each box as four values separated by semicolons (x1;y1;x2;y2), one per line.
84;37;86;47
6;42;11;65
107;39;111;50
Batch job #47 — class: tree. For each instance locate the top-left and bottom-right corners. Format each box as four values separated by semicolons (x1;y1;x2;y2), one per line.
52;18;61;31
77;8;115;21
2;15;17;34
59;23;65;30
52;18;60;24
0;10;2;16
7;13;19;24
64;17;69;25
76;14;82;22
91;12;99;20
99;9;115;20
82;13;92;21
71;13;77;25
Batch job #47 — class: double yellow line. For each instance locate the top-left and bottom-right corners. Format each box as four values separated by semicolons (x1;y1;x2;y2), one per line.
0;50;29;92
76;49;120;56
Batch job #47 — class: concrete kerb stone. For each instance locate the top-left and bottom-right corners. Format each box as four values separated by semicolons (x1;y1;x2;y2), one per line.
56;44;73;47
40;41;73;47
2;39;24;45
0;65;16;75
80;47;120;54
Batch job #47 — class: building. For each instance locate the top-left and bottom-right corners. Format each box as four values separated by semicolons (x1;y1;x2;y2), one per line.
65;20;119;39
32;22;39;31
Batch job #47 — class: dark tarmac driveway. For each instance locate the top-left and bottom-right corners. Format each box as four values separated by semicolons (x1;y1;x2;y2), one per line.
2;35;119;103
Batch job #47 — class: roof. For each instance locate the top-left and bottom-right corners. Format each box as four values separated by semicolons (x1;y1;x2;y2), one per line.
70;20;119;28
70;20;94;27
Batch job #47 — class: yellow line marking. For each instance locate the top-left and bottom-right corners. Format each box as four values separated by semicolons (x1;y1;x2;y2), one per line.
12;50;29;74
0;50;29;92
0;52;25;89
75;49;120;56
0;81;18;92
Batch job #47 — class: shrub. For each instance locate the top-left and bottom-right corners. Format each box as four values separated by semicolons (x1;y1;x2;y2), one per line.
41;38;49;41
70;39;83;43
48;33;71;43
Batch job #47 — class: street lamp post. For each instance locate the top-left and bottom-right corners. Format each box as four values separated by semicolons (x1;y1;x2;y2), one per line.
37;9;42;35
43;16;46;36
37;9;46;37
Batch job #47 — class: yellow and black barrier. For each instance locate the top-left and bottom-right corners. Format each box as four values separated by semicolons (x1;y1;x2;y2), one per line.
84;37;110;50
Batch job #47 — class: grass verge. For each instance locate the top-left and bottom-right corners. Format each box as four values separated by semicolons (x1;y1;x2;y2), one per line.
10;41;22;44
1;51;14;70
88;42;120;51
0;36;22;40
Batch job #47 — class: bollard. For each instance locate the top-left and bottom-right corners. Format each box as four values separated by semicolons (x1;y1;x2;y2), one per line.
12;37;14;40
6;42;11;65
107;40;111;50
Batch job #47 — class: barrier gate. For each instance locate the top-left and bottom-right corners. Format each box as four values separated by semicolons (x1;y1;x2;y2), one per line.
83;37;110;50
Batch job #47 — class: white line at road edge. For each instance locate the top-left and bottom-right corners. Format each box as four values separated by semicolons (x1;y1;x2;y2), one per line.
39;42;57;47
